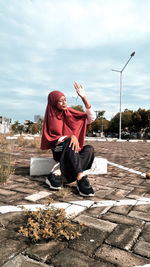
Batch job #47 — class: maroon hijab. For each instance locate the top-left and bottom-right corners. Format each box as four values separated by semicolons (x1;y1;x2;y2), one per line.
41;90;87;150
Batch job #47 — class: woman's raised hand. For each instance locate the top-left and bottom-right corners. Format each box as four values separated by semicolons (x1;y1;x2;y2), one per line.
74;81;86;98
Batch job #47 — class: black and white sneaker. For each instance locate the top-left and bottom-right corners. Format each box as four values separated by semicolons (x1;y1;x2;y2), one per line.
46;173;62;190
77;176;94;197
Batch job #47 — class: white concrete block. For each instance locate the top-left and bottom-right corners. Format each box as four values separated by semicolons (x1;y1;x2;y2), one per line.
106;138;114;142
23;136;34;140
116;139;127;142
30;156;107;176
93;200;117;208
6;136;18;140
129;139;143;142
65;204;86;218
69;200;94;208
25;191;52;202
30;157;60;176
83;157;107;175
115;199;137;206
52;202;70;210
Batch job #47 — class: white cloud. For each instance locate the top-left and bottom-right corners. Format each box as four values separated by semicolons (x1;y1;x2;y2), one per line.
2;0;150;49
1;0;150;122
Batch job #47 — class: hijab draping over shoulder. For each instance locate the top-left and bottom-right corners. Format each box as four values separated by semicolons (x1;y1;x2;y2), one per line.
41;90;87;150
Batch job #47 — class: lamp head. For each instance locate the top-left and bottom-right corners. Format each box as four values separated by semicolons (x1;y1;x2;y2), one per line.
130;51;135;57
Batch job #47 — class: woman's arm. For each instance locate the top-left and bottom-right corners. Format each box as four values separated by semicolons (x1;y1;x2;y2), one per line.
74;82;91;109
74;81;96;124
86;106;96;124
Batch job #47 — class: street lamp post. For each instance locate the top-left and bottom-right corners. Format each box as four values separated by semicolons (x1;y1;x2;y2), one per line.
112;52;135;139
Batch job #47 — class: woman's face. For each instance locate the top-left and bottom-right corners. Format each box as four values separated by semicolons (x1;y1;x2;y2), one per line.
57;95;67;110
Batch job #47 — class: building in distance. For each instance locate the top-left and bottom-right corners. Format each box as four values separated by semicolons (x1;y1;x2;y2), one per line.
0;116;11;133
34;115;43;123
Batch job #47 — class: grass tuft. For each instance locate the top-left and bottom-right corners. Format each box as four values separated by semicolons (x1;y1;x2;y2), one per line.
19;198;84;243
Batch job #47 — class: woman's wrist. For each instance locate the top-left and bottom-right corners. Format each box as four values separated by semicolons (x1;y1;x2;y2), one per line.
81;96;91;109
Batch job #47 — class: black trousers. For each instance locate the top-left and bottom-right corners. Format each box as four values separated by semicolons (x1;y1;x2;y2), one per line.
52;138;94;183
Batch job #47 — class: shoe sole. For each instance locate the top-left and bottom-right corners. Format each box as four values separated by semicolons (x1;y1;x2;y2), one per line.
77;185;95;197
46;178;62;190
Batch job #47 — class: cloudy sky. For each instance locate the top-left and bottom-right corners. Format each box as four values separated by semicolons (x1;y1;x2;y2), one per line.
1;0;150;123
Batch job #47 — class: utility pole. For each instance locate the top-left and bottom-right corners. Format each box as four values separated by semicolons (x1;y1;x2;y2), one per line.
95;110;101;136
112;52;135;139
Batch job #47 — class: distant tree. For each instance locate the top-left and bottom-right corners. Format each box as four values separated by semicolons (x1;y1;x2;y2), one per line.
24;120;34;133
36;118;43;134
96;110;105;120
11;121;21;134
18;125;24;135
86;123;92;135
87;110;108;134
90;119;101;132
100;118;109;132
28;119;43;135
138;108;150;129
108;109;133;133
131;112;142;132
121;109;133;130
108;113;120;133
70;105;84;112
28;123;39;135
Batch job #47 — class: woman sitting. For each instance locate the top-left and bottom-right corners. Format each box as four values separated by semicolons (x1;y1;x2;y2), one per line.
41;82;96;196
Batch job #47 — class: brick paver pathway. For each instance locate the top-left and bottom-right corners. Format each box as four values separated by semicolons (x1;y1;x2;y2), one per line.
0;138;150;266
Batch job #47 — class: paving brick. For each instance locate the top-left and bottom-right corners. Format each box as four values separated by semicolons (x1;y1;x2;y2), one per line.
51;248;115;267
133;204;150;212
74;214;117;232
0;228;18;242
25;241;67;262
105;224;141;250
127;187;148;198
139;230;150;243
0;212;24;228
143;222;150;232
112;184;134;191
105;188;131;200
133;240;150;258
92;189;114;199
2;182;24;189
142;180;150;186
12;176;31;183
2;193;26;204
101;212;144;227
0;189;16;196
128;210;150;221
127;178;144;186
12;187;38;194
109;205;132;215
69;227;107;256
85;206;112;217
2;255;49;267
0;239;27;266
95;244;150;266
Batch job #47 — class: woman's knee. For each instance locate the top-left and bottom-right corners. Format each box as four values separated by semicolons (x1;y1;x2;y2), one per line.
84;145;94;154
